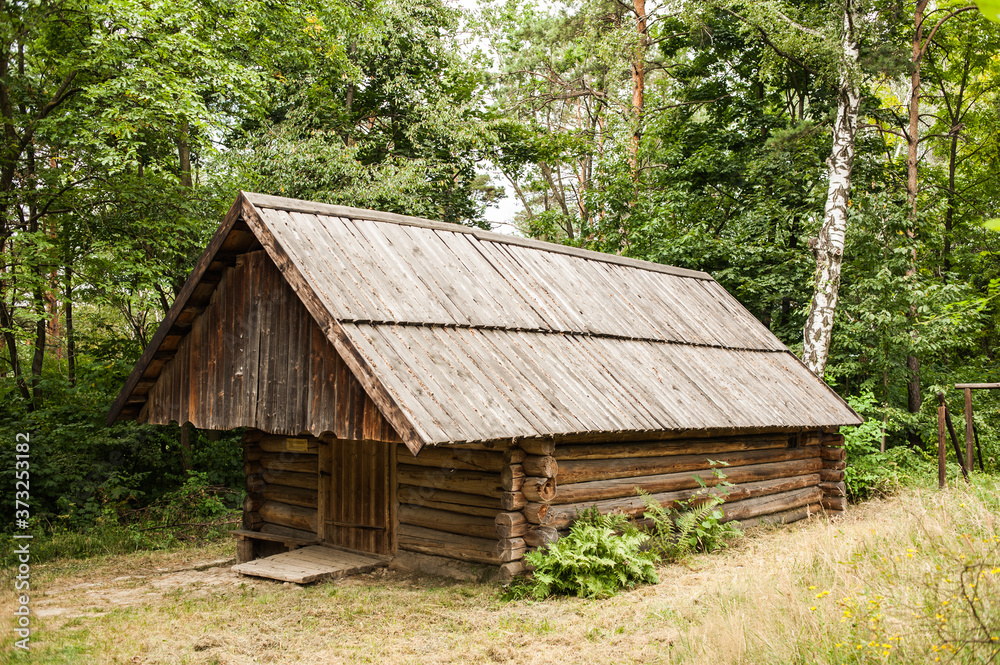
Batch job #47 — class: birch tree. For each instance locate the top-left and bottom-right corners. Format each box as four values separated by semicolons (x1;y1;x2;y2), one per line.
802;2;861;379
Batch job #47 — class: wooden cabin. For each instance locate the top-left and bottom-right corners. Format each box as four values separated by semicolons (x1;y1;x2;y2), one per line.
108;192;861;581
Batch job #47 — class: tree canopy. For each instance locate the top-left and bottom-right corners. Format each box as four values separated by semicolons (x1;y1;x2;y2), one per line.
1;0;999;529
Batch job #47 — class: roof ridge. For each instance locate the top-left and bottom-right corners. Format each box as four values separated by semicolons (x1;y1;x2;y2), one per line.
242;191;714;281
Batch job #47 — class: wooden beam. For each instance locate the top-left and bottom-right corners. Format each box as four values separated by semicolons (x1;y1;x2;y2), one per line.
397;524;501;565
954;383;1000;389
938;400;947;489
317;439;330;542
554;446;820;485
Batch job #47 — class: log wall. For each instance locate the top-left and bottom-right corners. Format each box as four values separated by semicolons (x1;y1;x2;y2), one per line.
819;432;848;511
145;250;400;442
395;443;526;577
241;426;845;575
517;430;841;561
242;430;320;560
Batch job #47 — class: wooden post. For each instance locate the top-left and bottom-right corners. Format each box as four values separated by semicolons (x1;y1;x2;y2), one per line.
938;392;968;483
964;387;974;473
956;382;998;472
943;406;969;483
937;396;947;490
317;438;331;542
973;422;985;472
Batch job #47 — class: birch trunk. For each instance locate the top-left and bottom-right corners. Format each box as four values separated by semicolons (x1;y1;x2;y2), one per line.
802;3;859;379
904;1;929;427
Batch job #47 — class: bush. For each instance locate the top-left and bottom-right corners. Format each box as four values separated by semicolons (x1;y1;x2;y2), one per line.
842;391;938;501
505;508;658;600
0;348;244;535
845;445;936;502
0;471;240;568
504;477;743;601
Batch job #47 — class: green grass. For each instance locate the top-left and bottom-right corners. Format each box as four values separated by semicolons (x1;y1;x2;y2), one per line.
1;477;997;664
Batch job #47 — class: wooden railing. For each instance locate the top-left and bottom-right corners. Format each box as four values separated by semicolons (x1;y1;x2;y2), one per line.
936;383;1000;487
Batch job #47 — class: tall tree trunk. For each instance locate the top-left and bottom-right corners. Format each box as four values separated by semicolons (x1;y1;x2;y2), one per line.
802;3;860;379
906;1;928;225
0;301;30;402
30;298;45;410
65;263;75;386
45;277;60;361
943;133;957;275
904;2;929;437
881;368;889;453
629;0;648;180
939;41;971;277
26;144;45;410
178;119;192;188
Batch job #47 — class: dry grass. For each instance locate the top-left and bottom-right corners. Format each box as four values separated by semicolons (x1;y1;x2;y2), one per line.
2;478;998;665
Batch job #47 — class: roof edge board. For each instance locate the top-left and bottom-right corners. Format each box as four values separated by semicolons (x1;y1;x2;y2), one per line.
240;196;430;455
782;348;864;426
423;421;863;446
241;191;713;282
106;194;247;425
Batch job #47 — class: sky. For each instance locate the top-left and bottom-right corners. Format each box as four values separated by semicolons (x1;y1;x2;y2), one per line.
446;0;525;232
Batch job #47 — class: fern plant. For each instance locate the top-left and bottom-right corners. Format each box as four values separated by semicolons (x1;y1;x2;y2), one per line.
640;477;741;562
506;507;659;600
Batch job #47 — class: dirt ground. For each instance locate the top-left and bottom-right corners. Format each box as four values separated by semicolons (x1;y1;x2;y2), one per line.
32;555;244;622
4;532;734;664
4;484;998;665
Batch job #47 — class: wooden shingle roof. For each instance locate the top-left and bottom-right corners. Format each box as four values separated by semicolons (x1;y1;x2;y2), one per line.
109;192;861;450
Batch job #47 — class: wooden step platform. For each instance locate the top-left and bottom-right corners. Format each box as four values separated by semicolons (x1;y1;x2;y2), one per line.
231;545;389;584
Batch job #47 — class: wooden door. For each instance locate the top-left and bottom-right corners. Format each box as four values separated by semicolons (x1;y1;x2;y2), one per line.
319;438;394;555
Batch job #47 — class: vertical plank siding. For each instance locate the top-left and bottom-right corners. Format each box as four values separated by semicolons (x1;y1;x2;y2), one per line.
322;438;393;555
144;251;400;442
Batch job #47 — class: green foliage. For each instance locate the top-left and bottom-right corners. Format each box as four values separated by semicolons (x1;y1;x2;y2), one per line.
841;392;938;501
978;0;1000;24
0;383;243;532
0;471;239;568
640;483;741;563
506;483;742;601
506;508;659;600
133;471;236;528
845;446;937;503
233;0;499;225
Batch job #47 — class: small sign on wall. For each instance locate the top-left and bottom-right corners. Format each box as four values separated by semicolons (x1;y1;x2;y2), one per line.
286;438;309;453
